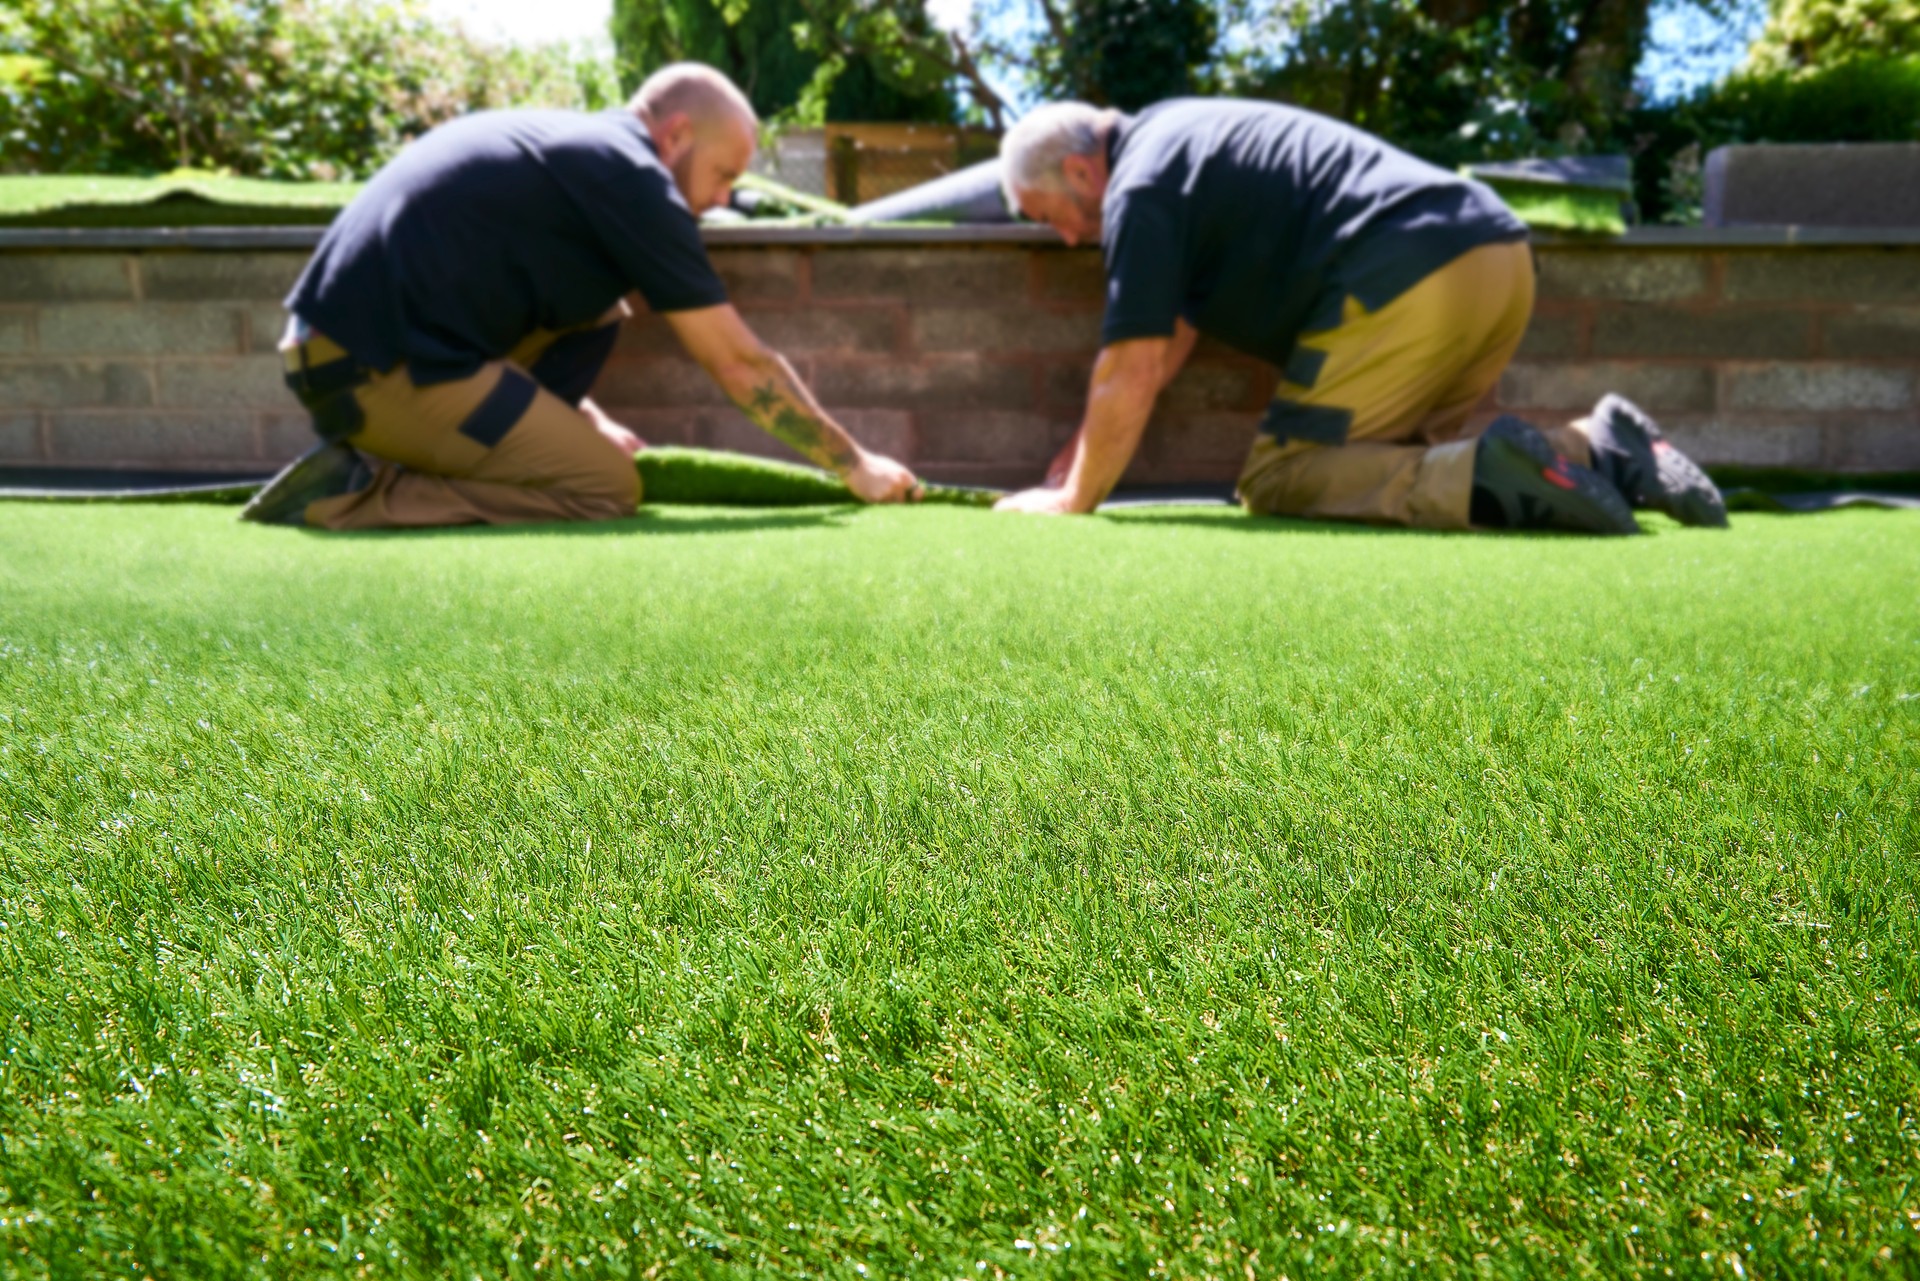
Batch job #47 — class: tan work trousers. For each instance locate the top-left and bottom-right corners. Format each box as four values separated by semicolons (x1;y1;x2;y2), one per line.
1235;240;1590;530
288;306;639;530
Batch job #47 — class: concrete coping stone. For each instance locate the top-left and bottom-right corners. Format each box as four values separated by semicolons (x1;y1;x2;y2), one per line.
7;224;1920;253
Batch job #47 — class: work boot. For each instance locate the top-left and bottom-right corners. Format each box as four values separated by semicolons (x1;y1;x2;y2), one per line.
240;441;369;526
1471;416;1640;535
1585;394;1729;528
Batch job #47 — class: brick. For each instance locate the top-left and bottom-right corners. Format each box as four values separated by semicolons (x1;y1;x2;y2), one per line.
613;308;678;356
0;254;132;302
915;307;1100;355
1822;308;1920;359
1658;417;1823;468
752;306;902;354
811;356;1031;409
1041;358;1273;412
1498;362;1715;413
1535;251;1710;302
813;248;1027;305
1039;359;1095;408
157;357;290;409
0;310;29;355
0;360;151;407
0;413;40;461
707;249;805;302
1033;249;1105;303
824;408;914;460
247;302;292;352
1823;420;1920;470
1136;412;1256;467
1591;308;1812;359
138;252;308;301
261;412;320;462
914;409;1075;463
1724;364;1912;413
47;411;258;463
38;303;242;356
1161;363;1264;412
593;357;728;406
1515;311;1584;359
1723;250;1920;304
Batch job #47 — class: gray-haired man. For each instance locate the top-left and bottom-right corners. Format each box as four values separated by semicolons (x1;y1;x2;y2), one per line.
994;99;1726;533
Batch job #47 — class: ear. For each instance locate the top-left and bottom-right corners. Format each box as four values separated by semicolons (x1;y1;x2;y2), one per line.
1060;153;1096;197
651;111;698;164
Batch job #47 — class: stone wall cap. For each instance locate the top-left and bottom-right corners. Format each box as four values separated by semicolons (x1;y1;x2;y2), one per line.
7;222;1920;253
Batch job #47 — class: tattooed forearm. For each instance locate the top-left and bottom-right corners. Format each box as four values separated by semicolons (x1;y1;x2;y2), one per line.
730;360;859;472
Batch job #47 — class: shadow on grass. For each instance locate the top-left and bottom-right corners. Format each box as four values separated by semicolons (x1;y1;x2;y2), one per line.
1105;509;1662;540
1105;510;1442;537
310;508;855;540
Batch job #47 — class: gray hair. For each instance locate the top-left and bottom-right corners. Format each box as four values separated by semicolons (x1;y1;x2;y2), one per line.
1000;102;1106;205
630;63;758;134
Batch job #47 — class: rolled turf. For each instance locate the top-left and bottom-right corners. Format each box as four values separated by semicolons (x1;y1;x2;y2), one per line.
0;503;1915;1276
637;445;1000;507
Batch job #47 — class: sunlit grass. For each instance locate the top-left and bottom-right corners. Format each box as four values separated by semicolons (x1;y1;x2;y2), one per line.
1;502;1916;1277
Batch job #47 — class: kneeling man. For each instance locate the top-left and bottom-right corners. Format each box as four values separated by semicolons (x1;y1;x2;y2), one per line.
247;63;919;528
994;100;1725;532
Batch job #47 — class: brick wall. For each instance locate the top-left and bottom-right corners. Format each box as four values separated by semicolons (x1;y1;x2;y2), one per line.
0;251;310;473
3;232;1917;482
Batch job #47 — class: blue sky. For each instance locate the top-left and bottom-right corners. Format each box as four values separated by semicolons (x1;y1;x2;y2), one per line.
425;0;1770;104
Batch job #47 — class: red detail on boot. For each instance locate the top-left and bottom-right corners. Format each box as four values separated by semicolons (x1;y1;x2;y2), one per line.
1544;462;1578;490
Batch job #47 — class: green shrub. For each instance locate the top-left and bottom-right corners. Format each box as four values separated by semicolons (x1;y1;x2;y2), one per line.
0;0;618;180
1632;55;1920;222
1746;0;1920;74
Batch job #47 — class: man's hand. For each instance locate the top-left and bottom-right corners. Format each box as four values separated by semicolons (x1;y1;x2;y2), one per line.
845;450;923;504
581;397;645;456
995;484;1091;515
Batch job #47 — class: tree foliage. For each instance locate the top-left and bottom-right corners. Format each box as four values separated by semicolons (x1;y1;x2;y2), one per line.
1746;0;1920;73
0;0;616;179
1214;0;1661;167
976;0;1218;110
609;0;960;124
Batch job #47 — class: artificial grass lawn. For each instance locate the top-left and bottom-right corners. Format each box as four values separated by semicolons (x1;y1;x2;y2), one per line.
1;502;1916;1278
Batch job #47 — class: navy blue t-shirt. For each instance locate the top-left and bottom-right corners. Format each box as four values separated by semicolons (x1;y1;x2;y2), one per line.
288;109;729;382
1100;99;1528;364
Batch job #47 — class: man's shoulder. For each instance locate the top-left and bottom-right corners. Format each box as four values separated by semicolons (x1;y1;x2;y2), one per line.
406;108;656;169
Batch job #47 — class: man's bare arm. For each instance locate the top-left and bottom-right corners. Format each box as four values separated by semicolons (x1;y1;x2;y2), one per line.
1043;320;1196;487
666;304;855;469
1160;318;1199;392
999;336;1167;514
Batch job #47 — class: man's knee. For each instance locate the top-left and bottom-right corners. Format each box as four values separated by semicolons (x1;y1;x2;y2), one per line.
554;441;640;520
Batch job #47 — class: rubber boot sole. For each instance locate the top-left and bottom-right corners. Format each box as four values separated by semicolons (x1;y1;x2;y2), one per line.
1475;416;1640;535
240;441;365;526
1589;394;1730;528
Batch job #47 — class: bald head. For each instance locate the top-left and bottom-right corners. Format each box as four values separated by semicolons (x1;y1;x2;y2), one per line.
629;63;758;215
630;63;758;137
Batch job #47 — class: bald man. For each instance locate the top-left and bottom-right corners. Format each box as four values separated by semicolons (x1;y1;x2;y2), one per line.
247;63;920;529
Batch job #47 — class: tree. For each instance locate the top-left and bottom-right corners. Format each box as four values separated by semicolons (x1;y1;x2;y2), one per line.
996;0;1218;109
1218;0;1666;166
